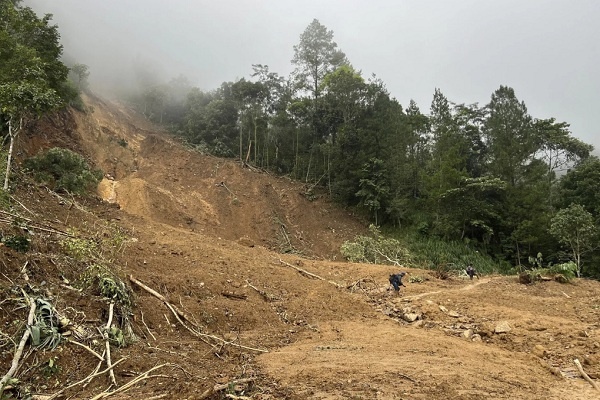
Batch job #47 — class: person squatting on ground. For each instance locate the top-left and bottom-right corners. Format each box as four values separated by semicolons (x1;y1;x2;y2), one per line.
389;272;406;294
466;264;479;280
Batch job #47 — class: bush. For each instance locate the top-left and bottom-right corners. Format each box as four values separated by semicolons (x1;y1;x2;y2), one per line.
341;225;411;265
24;148;103;194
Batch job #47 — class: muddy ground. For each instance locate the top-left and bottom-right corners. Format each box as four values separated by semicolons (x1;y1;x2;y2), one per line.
1;94;599;399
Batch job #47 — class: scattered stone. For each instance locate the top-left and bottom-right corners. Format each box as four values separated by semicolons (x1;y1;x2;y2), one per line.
462;329;473;339
584;354;599;366
495;321;512;334
448;311;460;318
402;313;421;322
532;344;548;358
472;334;482;342
412;320;424;328
439;305;448;313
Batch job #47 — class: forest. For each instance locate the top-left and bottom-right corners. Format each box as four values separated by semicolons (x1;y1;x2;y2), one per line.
128;19;599;278
2;3;599;277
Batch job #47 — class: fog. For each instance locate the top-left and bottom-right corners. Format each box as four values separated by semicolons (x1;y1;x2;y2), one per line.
25;0;600;150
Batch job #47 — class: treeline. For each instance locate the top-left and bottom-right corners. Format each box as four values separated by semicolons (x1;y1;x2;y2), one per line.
128;19;600;276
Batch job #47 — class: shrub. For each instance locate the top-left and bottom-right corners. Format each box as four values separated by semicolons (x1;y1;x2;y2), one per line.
3;234;31;252
341;225;411;265
24;147;103;194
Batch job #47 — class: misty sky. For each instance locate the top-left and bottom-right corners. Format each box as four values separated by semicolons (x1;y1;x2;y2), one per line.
26;0;600;151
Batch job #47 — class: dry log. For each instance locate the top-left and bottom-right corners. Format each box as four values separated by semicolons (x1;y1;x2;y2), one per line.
129;275;195;326
246;280;277;302
278;259;343;288
103;302;117;386
0;297;36;395
221;291;247;300
574;358;599;391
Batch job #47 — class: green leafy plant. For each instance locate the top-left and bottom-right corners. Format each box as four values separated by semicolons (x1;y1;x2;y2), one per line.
42;357;60;378
24;147;103;194
3;234;31;252
60;234;98;261
31;299;62;350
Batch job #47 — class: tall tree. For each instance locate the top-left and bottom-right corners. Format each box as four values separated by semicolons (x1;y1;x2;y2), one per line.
292;19;347;101
1;0;67;189
483;86;535;187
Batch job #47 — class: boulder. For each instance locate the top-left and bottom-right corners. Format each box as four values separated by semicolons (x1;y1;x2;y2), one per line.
494;321;511;334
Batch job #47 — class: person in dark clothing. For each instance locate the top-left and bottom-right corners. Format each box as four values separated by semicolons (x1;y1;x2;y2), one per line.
389;272;406;294
466;264;478;280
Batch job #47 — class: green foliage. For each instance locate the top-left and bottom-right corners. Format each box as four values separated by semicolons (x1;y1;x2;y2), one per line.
2;234;30;252
0;187;9;210
397;229;500;274
547;261;577;281
549;203;597;276
341;225;411;265
42;357;60;378
24;147;103;194
60;233;98;261
30;298;62;350
81;265;132;309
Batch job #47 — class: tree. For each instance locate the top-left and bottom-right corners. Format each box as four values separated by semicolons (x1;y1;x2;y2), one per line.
292;19;347;101
0;1;67;189
356;158;389;226
549;203;597;277
70;63;90;91
483;86;535;187
533;118;592;184
555;156;600;219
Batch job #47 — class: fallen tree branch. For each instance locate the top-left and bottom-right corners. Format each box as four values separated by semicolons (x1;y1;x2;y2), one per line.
89;364;171;400
221;291;247;300
46;357;127;400
246;280;277;302
83;349;106;388
277;259;343;288
0;296;36;395
574;358;599;391
130;275;267;353
129;275;196;327
104;302;117;386
67;338;104;361
140;310;156;341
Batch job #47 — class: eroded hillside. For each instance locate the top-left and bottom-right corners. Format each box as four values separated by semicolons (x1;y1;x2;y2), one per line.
1;96;599;399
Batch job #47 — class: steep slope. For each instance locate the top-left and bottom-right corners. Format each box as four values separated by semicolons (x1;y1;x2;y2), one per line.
1;95;599;399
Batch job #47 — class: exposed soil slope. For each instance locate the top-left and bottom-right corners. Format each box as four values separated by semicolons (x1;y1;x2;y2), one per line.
2;95;599;399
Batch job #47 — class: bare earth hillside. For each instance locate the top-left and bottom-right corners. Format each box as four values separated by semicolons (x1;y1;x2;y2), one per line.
1;95;599;399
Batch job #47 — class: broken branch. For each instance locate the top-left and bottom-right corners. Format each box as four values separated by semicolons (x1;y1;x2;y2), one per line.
277;259;343;288
574;358;599;391
0;296;36;395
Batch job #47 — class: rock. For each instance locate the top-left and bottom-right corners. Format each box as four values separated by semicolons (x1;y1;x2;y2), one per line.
439;305;448;313
412;320;424;328
494;321;512;334
402;313;421;322
584;354;599;366
462;329;473;339
532;344;548;358
472;334;482;342
448;311;460;318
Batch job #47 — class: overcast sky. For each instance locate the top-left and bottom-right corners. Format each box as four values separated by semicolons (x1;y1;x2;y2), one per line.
26;0;599;151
